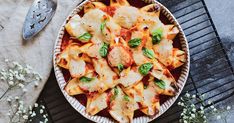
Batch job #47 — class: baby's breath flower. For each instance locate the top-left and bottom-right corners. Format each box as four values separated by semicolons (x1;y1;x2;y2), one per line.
207;100;212;105
213;108;217;112
192;95;196;98
15;96;19;100
216;115;221;120
23;115;28;119
191;113;195;118
18;83;24;88
210;105;214;109
34;103;38;107
227;106;231;110
5;59;9;62
185;93;190;97
8;81;14;86
34;81;39;87
6;113;11;116
40;109;44;114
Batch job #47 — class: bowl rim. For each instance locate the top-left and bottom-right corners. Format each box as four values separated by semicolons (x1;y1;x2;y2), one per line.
53;0;190;122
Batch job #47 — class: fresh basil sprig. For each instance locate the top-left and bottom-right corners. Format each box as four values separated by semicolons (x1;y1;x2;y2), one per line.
142;48;155;59
128;38;142;48
152;28;163;44
99;42;109;57
154;79;166;89
117;64;124;72
78;32;92;41
79;76;94;83
138;63;153;75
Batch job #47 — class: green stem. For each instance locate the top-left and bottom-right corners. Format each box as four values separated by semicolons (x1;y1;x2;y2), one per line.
0;87;10;100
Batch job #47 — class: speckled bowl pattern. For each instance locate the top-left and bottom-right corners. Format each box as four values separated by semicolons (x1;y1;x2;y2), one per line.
53;0;190;122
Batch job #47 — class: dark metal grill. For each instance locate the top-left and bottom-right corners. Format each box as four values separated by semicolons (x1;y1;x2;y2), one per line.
37;0;234;122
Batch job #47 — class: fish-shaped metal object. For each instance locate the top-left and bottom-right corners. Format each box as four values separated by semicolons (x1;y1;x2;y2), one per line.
23;0;57;40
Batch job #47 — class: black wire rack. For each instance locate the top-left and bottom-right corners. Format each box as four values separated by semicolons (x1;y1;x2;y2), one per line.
37;0;234;122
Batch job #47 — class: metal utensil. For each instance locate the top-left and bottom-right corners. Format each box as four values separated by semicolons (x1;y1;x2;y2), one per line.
22;0;57;40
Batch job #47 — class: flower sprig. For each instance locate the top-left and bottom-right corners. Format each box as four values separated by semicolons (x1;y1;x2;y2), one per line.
0;59;49;123
178;92;232;123
0;59;42;100
6;96;49;123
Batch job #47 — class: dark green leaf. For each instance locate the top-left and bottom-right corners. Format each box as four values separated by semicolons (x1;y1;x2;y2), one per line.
154;79;166;89
117;64;124;71
144;85;148;89
78;32;92;41
123;95;130;101
142;48;155;59
138;63;153;75
152;28;163;44
99;43;109;57
79;76;93;83
128;38;142;48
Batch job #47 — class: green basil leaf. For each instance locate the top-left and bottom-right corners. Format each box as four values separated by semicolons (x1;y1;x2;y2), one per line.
100;20;107;32
152;28;163;44
128;38;142;48
123;95;130;101
154;79;166;89
79;76;93;83
117;64;124;71
138;63;153;75
99;43;109;57
78;32;92;41
144;85;148;89
143;48;155;59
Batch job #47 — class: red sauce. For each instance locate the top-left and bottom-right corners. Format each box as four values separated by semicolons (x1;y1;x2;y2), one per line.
60;0;184;120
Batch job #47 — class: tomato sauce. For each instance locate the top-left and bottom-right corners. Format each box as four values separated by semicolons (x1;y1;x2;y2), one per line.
60;0;184;119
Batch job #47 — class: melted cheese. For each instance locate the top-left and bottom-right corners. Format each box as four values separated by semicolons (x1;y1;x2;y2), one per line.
140;81;160;116
65;15;87;42
113;6;140;29
119;68;143;87
69;59;86;78
109;86;135;123
122;82;144;103
86;92;108;115
93;58;118;88
78;77;107;93
65;78;84;95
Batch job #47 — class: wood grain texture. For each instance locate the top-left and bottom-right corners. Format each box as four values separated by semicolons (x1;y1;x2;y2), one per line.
0;0;83;122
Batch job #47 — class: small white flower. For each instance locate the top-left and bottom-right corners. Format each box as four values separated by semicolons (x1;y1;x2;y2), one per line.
7;98;11;102
184;120;188;123
227;106;231;110
200;106;204;110
29;105;32;110
23;115;28;119
192;108;196;112
40;109;43;114
31;111;36;117
210;105;214;109
191;104;195;107
213;108;217;112
18;83;24;88
34;81;39;87
6;113;11;116
185;93;190;97
208;101;212;105
200;110;204;114
216;115;221;120
8;76;13;81
8;81;14;85
191;113;195;118
41;105;45;109
43;114;47;118
203;116;206;119
19;100;23;104
192;95;196;98
34;103;38;107
15;96;19;100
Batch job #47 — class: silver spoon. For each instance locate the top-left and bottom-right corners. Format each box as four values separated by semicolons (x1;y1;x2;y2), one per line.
22;0;57;40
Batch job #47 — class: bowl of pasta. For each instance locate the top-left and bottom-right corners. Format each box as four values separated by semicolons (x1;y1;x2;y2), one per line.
53;0;190;122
